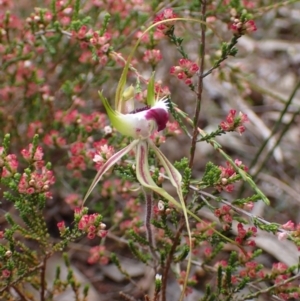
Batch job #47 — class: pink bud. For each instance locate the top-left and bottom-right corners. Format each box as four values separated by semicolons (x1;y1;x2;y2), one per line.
277;232;288;241
281;220;295;231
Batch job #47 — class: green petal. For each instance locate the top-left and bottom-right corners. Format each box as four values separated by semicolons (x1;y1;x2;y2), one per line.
83;139;139;205
115;63;130;112
99;91;137;137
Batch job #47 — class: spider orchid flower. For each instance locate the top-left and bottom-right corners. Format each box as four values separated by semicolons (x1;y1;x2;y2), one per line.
83;76;185;211
83;55;192;301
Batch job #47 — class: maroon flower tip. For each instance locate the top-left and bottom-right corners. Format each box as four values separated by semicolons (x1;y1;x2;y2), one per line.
146;108;169;131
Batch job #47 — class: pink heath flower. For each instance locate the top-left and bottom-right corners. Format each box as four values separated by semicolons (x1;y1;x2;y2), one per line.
220;110;248;134
170;59;199;86
154;8;177;33
277;232;288;241
57;221;66;234
281;220;295;231
143;49;162;65
2;269;11;278
91;139;115;170
88;246;108;265
230;19;257;35
244;20;257;33
243;201;254;211
43;130;66;147
272;262;288;274
21;144;43;162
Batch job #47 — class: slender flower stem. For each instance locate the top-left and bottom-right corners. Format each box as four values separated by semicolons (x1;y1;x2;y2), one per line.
144;189;158;265
189;0;206;169
144;190;154;245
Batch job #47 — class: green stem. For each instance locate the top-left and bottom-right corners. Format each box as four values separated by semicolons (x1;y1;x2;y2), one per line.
250;81;300;171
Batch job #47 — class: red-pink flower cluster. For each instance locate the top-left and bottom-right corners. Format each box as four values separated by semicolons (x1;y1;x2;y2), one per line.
235;223;257;246
170;59;199;86
135;30;164;45
100;179;132;198
43;130;67;147
27;121;44;138
18;166;55;198
67;142;88;176
55;109;107;133
89;139;115;171
26;7;53;28
281;220;295;231
57;221;66;235
270;262;299;300
220;109;248;134
278;221;300;245
91;0;150;18
165;121;182;136
230;19;257;35
242;0;256;8
192;221;214;242
0;0;14;9
78;213;107;240
217;159;248;192
2;269;11;278
154;82;171;98
21;143;43;163
154;8;177;33
0;147;18;178
214;260;228;269
114;198;144;234
272;262;288;275
73;25;89;40
243;201;254;211
119;216;143;233
149;131;166;146
143;49;162;66
64;193;82;208
239;261;264;279
177;271;197;296
90;32;112;65
214;205;232;230
87;246;109;265
54;1;73;26
223;0;256;8
67;139;114;177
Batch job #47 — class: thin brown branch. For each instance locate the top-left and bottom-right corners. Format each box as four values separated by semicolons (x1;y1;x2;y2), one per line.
12;286;30;301
189;0;206;169
144;190;159;267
